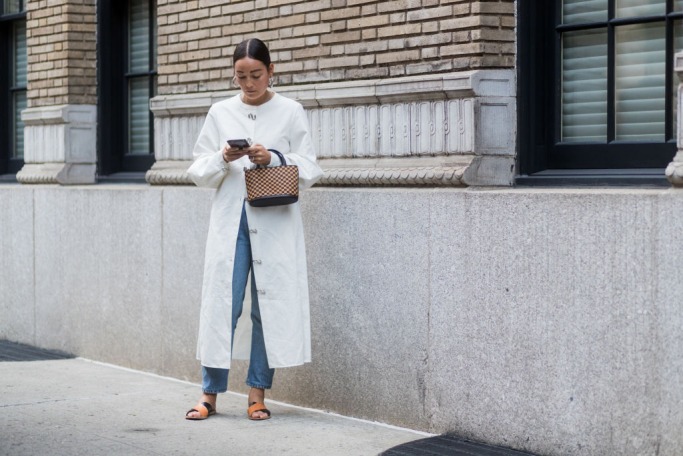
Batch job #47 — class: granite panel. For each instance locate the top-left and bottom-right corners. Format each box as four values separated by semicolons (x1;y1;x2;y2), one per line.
0;186;35;344
159;186;214;382
33;186;163;371
257;188;432;430
654;191;683;455
429;189;671;455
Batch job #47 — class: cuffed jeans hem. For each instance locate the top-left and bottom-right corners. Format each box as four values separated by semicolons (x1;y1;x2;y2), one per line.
246;382;272;390
202;389;227;394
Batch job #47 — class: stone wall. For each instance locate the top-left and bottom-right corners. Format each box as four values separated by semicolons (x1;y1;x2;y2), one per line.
156;0;516;94
1;185;682;456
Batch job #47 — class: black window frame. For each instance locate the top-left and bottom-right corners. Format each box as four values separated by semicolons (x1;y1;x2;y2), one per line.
518;0;680;186
0;3;26;179
97;0;157;179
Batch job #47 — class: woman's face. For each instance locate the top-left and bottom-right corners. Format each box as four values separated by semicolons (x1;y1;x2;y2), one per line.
234;57;274;106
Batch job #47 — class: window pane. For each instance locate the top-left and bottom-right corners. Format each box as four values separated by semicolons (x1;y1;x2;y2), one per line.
3;0;23;14
675;21;683;134
562;0;607;24
676;0;683;12
128;78;150;155
616;0;665;18
562;29;608;142
152;6;157;70
615;23;666;141
129;0;149;73
13;91;26;159
14;20;26;87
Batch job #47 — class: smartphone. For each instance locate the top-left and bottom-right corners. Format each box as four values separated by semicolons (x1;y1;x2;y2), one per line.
227;138;251;149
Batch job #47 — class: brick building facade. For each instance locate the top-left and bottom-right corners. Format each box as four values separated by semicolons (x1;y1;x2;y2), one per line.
155;0;515;93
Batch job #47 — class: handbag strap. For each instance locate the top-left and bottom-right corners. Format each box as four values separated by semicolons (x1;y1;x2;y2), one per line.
268;149;287;166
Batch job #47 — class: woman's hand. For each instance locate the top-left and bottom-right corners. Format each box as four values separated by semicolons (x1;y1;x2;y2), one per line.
222;145;248;163
246;144;271;166
222;143;271;165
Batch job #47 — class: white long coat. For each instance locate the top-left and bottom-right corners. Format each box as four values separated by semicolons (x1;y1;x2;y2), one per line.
187;93;323;369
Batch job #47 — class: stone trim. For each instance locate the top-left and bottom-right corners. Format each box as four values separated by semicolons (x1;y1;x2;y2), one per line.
666;52;683;186
148;70;516;187
17;104;97;185
145;161;191;186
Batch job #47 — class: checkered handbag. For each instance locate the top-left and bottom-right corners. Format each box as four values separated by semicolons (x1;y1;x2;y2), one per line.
244;149;299;207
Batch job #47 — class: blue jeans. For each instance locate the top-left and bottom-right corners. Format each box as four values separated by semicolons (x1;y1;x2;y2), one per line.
202;204;275;393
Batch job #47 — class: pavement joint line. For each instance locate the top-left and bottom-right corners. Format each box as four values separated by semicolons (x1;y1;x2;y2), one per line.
77;357;435;438
1;398;71;408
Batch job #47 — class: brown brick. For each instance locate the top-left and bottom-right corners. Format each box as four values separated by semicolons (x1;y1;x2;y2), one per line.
377;23;421;38
320;30;362;44
406;6;453;22
471;28;515;42
321;7;360;21
375;49;420;64
293;0;331;14
347;14;390;29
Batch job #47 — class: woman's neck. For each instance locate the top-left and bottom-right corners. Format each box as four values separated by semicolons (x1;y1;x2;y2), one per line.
241;90;274;106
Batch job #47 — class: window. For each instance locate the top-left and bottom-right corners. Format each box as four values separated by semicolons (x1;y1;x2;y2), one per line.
0;0;26;177
518;0;682;185
98;0;157;177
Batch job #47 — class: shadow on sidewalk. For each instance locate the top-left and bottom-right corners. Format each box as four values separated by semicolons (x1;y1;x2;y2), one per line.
380;434;540;456
0;339;74;362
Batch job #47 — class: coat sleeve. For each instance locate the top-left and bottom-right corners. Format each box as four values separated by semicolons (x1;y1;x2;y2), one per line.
187;109;236;188
282;104;324;190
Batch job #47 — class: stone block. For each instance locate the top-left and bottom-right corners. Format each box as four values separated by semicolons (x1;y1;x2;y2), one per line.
245;188;432;430
158;186;214;382
653;191;683;454
428;189;677;455
0;187;35;345
32;186;164;370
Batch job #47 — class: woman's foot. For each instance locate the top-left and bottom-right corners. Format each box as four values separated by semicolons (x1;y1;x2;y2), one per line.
247;387;271;420
185;393;217;420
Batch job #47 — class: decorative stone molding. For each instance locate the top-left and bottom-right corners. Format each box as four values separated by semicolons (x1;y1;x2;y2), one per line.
666;52;683;186
148;70;516;186
17;105;97;185
318;156;469;186
145;160;192;185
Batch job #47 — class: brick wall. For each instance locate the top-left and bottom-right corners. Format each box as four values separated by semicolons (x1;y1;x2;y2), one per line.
26;0;97;107
157;0;515;95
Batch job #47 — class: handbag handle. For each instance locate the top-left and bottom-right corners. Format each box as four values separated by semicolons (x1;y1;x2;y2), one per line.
268;149;287;167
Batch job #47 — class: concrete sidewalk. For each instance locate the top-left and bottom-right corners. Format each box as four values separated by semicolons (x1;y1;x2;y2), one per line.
0;358;428;456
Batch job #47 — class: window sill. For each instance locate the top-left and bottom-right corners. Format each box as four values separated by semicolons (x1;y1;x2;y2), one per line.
516;169;670;188
0;174;18;183
97;172;148;184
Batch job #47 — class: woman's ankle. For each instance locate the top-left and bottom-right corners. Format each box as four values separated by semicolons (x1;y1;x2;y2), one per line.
248;387;265;402
201;392;217;405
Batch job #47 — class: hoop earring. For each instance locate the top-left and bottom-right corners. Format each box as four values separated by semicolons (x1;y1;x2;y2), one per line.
268;77;274;88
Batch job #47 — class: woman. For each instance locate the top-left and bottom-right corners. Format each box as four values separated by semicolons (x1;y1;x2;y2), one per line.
185;38;323;421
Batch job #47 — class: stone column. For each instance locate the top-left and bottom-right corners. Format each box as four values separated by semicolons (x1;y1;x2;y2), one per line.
666;52;683;186
17;0;97;185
